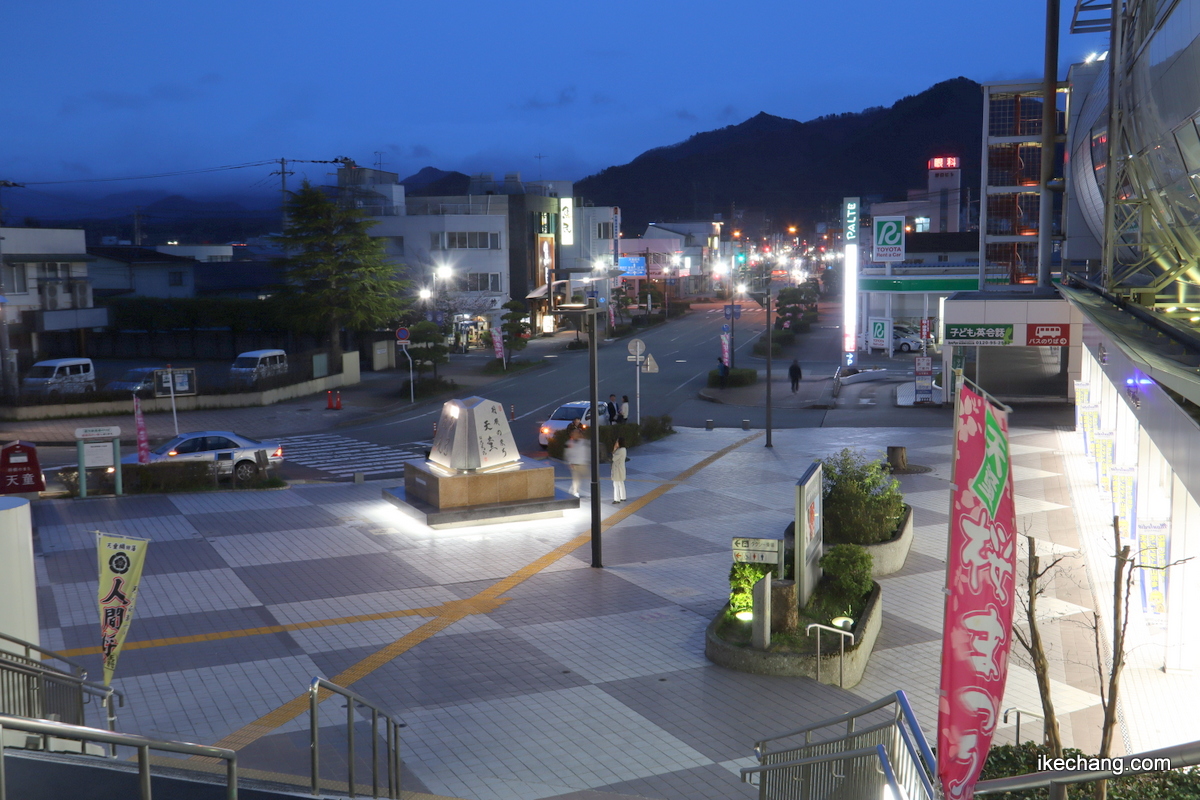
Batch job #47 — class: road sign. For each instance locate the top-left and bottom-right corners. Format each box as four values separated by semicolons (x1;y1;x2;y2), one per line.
626;355;644;362
641;354;659;374
724;304;742;320
396;327;410;341
76;426;120;440
722;324;730;333
732;537;783;564
628;338;645;356
666;278;677;286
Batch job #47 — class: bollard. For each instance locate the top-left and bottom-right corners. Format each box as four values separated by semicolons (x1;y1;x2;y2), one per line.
432;421;438;438
335;391;342;410
705;420;714;431
742;419;750;431
326;390;334;410
353;472;365;484
510;404;516;421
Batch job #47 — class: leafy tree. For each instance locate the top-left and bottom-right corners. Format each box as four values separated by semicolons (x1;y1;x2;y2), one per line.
274;181;408;359
408;320;448;379
821;448;905;545
500;301;530;361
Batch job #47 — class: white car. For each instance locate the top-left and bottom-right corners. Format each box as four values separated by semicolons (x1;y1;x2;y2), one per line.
122;431;283;481
538;401;611;448
893;331;922;352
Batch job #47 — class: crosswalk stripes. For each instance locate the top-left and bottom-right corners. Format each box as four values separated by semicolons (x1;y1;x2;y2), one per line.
279;434;428;477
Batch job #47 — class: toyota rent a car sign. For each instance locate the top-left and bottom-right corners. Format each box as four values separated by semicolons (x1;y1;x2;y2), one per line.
1026;324;1070;346
873;216;906;261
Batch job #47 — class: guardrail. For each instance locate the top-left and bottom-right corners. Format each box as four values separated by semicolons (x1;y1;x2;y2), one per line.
749;691;937;800
309;677;403;798
0;633;124;739
805;622;854;687
0;713;237;800
974;739;1200;795
1003;706;1044;746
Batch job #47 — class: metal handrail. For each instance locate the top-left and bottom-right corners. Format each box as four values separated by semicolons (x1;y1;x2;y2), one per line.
974;739;1200;795
0;713;237;800
805;622;855;687
756;690;911;752
741;743;906;795
1003;706;1045;745
0;652;125;742
0;632;87;679
309;677;402;799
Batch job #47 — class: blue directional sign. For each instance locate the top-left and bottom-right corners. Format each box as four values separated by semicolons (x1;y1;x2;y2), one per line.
844;351;857;367
722;324;730;333
724;304;742;320
667;278;677;286
617;256;647;277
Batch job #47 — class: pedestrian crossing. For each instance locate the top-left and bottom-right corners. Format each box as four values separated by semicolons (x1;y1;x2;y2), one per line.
279;434;428;477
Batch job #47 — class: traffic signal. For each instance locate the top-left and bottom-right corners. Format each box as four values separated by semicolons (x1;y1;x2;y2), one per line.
736;253;747;264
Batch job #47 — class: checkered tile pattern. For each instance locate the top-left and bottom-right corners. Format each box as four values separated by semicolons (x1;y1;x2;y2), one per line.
33;424;1106;800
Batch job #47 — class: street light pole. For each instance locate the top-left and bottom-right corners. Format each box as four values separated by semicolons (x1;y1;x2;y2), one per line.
558;300;603;568
764;275;773;448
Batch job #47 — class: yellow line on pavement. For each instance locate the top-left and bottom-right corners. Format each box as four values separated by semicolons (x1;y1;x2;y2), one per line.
175;431;763;757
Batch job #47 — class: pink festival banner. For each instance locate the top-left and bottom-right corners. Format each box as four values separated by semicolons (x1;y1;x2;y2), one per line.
133;395;150;463
938;384;1018;800
492;331;505;362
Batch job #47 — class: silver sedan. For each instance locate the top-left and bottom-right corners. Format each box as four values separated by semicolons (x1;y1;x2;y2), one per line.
122;431;283;481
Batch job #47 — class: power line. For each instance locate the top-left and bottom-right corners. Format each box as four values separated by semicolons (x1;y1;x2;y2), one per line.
20;160;280;186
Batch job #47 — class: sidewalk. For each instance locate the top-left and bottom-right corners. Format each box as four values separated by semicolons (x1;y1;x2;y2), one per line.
0;329;588;446
31;421;1111;800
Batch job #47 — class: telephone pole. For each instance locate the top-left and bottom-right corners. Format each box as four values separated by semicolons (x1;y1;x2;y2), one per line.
271;158;294;233
133;207;143;245
0;181;25;401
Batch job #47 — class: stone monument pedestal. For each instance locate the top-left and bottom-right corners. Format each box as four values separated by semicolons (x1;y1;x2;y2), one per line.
383;457;578;529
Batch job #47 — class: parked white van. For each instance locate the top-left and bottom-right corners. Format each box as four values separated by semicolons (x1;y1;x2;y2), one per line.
229;349;288;386
22;358;97;396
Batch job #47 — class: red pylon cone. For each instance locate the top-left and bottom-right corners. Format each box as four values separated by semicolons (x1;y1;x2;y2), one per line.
326;390;333;409
335;391;342;410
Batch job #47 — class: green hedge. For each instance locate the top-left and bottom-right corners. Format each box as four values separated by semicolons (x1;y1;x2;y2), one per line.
61;461;284;496
707;367;758;388
821;448;905;545
752;339;782;357
980;742;1200;798
546;417;671;460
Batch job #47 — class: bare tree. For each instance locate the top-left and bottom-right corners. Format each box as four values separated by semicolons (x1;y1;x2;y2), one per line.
1012;532;1066;758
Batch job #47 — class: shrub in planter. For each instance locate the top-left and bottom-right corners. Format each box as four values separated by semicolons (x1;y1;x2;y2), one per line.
821;448;905;545
752;339;782;357
805;544;874;624
706;367;758;388
565;338;588;350
639;414;674;442
728;562;774;615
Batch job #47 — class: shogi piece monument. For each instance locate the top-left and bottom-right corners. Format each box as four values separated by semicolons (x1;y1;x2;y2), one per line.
383;396;577;528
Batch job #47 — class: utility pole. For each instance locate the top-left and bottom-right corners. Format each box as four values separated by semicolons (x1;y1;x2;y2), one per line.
133;207;143;246
0;181;25;401
271;158;294;233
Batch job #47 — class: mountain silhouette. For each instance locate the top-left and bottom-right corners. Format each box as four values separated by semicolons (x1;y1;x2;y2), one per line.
575;77;983;232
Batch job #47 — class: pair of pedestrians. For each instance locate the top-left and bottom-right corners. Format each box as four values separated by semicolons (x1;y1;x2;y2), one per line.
565;429;627;504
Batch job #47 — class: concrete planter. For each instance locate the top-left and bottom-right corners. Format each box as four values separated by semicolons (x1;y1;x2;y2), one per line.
858;504;914;577
704;583;882;688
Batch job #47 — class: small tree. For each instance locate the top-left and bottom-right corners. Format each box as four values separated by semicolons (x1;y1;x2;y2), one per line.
408;320;448;380
274;181;407;360
1012;532;1066;758
500;301;530;361
821;448;905;545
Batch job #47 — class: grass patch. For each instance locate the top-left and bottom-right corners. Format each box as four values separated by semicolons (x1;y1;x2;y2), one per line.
480;358;546;375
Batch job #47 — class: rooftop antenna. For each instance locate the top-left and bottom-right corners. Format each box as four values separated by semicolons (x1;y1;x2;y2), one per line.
374;151;385;171
534;152;546;181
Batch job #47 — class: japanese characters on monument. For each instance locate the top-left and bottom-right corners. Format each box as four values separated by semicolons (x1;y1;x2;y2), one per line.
134;395;150;464
937;384;1018;800
97;533;150;686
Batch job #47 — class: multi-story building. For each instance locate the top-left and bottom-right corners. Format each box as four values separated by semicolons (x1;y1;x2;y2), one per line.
0;227;106;368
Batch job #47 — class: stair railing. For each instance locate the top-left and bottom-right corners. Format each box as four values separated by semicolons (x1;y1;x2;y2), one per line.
309;677;402;799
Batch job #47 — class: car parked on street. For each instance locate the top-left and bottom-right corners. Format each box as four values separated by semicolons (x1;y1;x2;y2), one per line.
22;358;96;396
104;366;163;397
538;401;611;448
121;430;283;481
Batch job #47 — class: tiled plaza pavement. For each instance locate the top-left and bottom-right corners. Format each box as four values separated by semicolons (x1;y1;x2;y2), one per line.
33;424;1107;800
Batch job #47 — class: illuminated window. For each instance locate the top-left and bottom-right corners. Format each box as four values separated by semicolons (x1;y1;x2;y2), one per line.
914;217;932;233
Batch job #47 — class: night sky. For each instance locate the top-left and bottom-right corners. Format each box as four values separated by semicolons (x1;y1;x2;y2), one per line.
3;0;1107;207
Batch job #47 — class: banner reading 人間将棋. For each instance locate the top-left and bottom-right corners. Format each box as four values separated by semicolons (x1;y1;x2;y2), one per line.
937;383;1018;800
98;533;149;686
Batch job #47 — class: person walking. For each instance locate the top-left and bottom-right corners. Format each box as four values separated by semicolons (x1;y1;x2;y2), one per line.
610;437;627;504
788;359;803;393
565;428;590;498
619;395;630;424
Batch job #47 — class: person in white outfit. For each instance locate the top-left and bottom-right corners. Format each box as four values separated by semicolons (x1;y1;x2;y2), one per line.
565;428;590;497
610;437;627;504
620;396;630;424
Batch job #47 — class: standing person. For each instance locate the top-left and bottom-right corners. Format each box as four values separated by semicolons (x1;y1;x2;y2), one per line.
717;357;729;389
565;428;590;498
610;437;627;504
619;395;630;424
606;394;619;424
788;359;803;393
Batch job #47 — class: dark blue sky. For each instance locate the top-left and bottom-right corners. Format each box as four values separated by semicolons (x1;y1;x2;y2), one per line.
3;0;1107;205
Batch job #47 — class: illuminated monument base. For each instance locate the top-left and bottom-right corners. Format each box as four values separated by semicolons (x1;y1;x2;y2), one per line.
383;396;579;528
